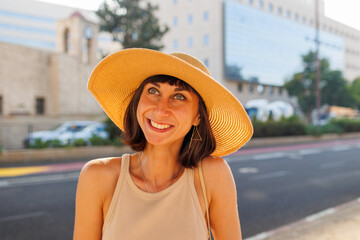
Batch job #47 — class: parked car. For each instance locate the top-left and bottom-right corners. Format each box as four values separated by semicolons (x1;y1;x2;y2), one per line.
58;122;109;145
23;121;98;147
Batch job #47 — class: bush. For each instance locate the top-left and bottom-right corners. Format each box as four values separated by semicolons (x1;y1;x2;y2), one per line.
105;118;122;142
47;139;64;148
0;145;2;153
112;137;124;146
306;123;343;136
252;115;307;138
72;139;87;147
30;138;49;149
329;118;360;132
89;135;112;146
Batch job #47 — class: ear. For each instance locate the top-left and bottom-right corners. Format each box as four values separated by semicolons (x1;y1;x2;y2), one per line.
193;113;200;126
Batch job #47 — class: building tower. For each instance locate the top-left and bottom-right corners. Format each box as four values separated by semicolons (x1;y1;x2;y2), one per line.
56;11;98;64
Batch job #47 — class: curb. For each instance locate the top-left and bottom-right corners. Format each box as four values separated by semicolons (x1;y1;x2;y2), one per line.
245;197;360;240
0;145;133;165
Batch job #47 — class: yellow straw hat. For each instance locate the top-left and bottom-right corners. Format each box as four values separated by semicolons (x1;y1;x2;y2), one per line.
88;48;253;156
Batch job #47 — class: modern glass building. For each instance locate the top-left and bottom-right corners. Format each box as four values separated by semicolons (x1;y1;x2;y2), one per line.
224;0;344;86
0;0;116;54
151;0;360;103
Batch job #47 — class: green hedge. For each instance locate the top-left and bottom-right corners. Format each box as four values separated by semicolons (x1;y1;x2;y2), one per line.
253;116;307;138
253;116;360;138
329;118;360;132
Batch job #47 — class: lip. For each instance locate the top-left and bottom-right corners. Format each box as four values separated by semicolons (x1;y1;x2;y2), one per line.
147;118;174;133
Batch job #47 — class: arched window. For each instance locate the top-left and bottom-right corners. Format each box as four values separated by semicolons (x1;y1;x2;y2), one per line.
64;28;70;53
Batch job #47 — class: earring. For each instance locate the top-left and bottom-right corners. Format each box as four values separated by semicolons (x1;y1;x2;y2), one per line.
189;125;202;148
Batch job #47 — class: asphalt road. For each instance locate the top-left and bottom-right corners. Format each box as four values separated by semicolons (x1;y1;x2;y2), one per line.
0;138;359;239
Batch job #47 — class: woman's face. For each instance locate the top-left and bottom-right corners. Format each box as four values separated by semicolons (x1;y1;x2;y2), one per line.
136;82;200;148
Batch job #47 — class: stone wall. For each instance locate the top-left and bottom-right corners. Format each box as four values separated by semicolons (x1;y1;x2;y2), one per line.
0;42;105;149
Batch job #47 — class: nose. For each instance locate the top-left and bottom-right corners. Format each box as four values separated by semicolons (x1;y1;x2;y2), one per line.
153;98;170;117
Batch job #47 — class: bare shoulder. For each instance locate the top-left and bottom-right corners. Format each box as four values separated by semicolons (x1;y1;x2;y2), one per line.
201;155;232;179
200;156;236;196
80;157;122;181
78;157;122;197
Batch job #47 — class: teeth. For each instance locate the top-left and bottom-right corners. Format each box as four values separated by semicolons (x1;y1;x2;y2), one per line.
150;120;171;130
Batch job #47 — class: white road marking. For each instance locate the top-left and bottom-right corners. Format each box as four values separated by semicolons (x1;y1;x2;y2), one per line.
287;152;302;160
305;208;336;222
332;145;351;152
0;211;45;222
298;148;322;155
253;152;287;160
320;162;344;169
249;171;290;181
0;172;79;188
238;167;259;174
244;232;270;240
0;181;9;187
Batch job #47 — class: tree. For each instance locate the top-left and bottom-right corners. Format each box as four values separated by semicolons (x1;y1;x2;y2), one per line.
96;0;169;50
352;77;360;109
284;51;357;121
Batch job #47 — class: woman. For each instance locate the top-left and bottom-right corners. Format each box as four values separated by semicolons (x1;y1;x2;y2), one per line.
73;48;253;240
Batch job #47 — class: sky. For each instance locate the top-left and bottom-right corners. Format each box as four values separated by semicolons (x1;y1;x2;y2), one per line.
36;0;360;31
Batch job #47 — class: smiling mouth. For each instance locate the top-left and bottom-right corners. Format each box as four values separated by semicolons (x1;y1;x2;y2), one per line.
148;119;173;130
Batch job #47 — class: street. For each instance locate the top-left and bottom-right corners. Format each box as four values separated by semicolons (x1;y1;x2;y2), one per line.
0;138;360;239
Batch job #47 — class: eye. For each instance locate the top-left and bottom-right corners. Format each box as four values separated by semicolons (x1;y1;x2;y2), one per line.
148;87;159;95
174;93;186;100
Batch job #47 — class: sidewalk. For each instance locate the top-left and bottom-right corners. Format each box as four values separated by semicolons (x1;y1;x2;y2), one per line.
246;198;360;240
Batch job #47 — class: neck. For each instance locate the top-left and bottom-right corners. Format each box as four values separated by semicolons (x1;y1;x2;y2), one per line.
138;144;183;189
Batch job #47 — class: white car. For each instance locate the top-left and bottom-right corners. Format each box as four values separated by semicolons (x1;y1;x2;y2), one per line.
58;123;109;145
24;121;98;147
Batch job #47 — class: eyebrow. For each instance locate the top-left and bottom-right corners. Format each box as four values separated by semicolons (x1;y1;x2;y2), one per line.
149;82;190;92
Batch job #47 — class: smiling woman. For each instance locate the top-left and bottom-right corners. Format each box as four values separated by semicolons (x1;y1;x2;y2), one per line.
73;48;253;240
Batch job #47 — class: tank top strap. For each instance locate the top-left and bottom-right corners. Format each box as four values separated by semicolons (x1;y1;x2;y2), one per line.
199;160;212;239
102;153;130;231
120;153;130;176
187;167;209;234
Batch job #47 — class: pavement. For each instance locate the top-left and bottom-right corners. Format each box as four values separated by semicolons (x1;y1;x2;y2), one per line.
245;197;360;240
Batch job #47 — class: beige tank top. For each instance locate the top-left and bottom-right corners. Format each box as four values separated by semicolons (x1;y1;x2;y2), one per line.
102;154;210;240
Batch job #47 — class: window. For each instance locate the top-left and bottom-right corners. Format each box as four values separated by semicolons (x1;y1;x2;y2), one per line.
302;16;307;24
279;87;283;95
0;96;2;115
173;39;178;50
286;10;291;18
294;13;299;21
204;58;209;68
173;17;178;27
258;0;263;8
203;34;209;46
188;14;193;24
203;11;208;21
268;3;273;12
173;0;177;4
268;86;274;95
248;0;253;5
238;83;243;92
277;7;282;15
249;83;254;93
36;97;45;115
188;37;193;48
64;28;70;53
257;85;264;94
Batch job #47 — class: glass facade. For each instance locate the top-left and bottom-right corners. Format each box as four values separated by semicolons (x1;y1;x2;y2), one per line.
224;0;344;86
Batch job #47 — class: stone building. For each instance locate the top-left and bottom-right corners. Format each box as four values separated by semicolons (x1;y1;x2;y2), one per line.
0;13;104;149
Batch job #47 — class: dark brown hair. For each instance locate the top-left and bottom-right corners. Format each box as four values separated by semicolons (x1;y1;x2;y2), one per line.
122;75;216;168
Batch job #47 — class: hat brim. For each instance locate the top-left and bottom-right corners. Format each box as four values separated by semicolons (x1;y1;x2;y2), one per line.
88;48;253;156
